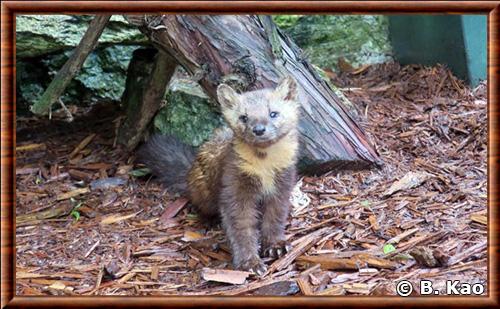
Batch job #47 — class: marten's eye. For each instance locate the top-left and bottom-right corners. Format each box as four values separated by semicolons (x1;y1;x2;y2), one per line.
269;111;279;118
239;115;248;123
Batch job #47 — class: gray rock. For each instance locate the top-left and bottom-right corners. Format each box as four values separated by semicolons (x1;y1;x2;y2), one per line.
16;15;147;58
251;280;300;296
90;177;127;190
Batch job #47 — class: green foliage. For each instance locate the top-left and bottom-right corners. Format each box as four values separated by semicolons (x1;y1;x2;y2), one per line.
360;200;371;208
272;15;302;29
383;243;396;254
69;198;83;222
71;209;81;221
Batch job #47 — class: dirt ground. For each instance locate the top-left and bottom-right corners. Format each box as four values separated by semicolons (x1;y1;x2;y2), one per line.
15;62;487;296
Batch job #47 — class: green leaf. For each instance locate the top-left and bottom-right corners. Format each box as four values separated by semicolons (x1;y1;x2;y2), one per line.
71;210;80;222
360;200;370;207
383;243;396;254
70;199;83;222
128;168;151;177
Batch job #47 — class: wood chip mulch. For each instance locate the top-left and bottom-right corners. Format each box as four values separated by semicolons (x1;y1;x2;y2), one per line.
15;62;487;296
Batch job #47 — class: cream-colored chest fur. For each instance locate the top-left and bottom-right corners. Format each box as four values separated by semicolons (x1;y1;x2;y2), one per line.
234;133;298;194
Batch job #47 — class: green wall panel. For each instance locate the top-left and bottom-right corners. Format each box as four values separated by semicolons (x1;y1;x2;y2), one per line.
389;15;486;86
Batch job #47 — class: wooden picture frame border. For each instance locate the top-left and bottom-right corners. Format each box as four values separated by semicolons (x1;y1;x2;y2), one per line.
1;1;498;307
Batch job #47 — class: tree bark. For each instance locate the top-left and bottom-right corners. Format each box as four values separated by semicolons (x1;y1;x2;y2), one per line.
131;15;381;174
118;48;178;150
30;15;112;115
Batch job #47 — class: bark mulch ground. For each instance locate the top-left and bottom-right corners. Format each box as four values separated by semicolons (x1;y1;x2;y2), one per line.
15;62;487;296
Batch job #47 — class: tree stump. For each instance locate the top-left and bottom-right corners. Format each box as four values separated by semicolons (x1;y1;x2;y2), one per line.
126;15;382;174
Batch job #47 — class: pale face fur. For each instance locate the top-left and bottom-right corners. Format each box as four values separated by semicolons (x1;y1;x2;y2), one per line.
216;77;299;148
217;77;300;195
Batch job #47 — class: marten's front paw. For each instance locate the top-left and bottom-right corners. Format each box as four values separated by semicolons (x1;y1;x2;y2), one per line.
262;241;292;258
237;257;267;276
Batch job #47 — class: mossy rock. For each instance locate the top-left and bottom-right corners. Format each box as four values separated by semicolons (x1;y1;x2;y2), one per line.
16;15;147;58
17;44;142;109
153;70;223;147
16;14;148;109
274;15;392;70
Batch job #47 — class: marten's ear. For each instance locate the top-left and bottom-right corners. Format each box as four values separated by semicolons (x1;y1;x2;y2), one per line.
217;84;239;109
275;76;298;102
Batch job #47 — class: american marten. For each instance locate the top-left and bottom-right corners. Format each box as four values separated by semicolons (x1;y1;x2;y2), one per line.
138;77;300;275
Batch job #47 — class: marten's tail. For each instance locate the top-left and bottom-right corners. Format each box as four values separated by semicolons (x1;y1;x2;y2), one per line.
136;134;196;193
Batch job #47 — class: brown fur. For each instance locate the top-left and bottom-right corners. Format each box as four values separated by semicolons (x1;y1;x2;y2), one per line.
139;77;300;274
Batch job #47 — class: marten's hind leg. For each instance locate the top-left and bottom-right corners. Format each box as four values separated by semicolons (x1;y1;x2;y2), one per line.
187;161;222;227
194;200;220;228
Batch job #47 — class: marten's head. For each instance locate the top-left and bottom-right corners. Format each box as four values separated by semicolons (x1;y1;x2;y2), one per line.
217;76;299;148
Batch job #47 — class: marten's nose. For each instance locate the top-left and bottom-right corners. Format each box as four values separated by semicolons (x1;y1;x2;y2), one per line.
252;125;266;136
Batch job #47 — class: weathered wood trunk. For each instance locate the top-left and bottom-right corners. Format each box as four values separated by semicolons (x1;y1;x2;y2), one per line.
118;48;177;149
127;15;382;174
